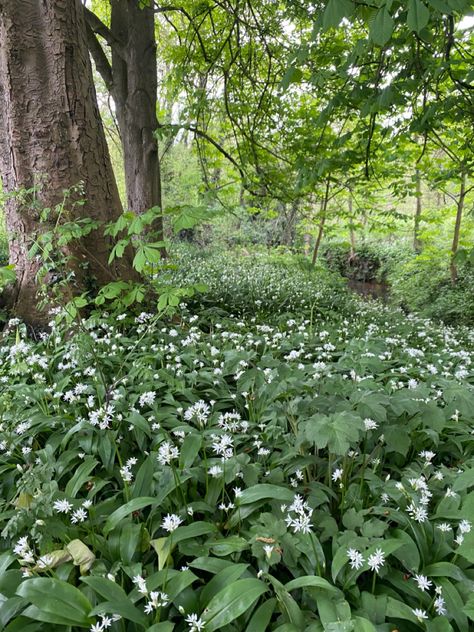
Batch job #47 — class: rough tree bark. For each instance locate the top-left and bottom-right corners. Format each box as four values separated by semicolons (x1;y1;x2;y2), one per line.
85;1;165;246
0;0;137;325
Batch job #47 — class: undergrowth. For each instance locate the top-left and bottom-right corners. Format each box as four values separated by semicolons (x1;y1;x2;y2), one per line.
0;254;474;631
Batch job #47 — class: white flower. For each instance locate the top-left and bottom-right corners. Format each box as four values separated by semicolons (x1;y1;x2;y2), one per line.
419;450;436;462
367;548;385;574
346;548;364;570
434;594;447;615
144;591;169;613
211;434;234;460
185;613;205;631
71;508;88;523
459;519;471;534
139;391;156;408
332;468;343;482
53;499;73;514
37;554;54;569
414;574;432;592
437;523;452;532
208;465;223;477
364;418;378;431
157;441;180;466
184;400;211;427
407;502;428;523
133;575;148;595
263;545;274;558
161;513;183;533
412;608;428;621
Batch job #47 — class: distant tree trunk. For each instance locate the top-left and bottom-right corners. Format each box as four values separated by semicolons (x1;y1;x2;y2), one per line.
450;171;466;285
312;180;331;266
0;0;137;325
85;1;165;252
413;168;422;252
280;200;299;247
348;191;356;257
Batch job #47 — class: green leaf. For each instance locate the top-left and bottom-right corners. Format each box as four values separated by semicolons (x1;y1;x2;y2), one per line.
209;536;249;556
202;578;268;631
370;7;395;46
386;596;422;624
82;576;147;625
201;564;249;606
281;66;303;91
453;468;474;492
353;618;377;632
64;457;98;497
16;578;93;627
180;433;202;469
285;576;338;594
246;598;277;632
172;522;218;546
407;0;430;32
463;593;474;621
323;0;354;29
303;412;364;456
237;484;295;505
103;496;158;534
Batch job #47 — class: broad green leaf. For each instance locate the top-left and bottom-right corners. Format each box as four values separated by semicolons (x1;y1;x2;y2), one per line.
237;484;295;505
16;578;93;627
201;563;249;606
64;457;98;497
202;578;268;631
281;66;303;91
407;0;430;32
453;468;474;492
104;496;158;534
82;576;147;625
245;598;276;632
285;576;338;593
180;433;202;469
463;593;474;621
323;0;354;29
353;618;377;632
172;522;218;546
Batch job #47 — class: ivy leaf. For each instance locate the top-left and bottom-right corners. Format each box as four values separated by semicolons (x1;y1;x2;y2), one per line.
407;0;430;33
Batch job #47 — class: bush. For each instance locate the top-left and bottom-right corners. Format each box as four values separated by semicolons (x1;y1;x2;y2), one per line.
323;241;413;283
388;248;474;326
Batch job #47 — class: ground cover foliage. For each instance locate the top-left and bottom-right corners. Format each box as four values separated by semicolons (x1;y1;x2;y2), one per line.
1;255;474;631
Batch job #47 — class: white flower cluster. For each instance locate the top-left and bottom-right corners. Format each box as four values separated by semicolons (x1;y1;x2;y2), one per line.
284;494;313;534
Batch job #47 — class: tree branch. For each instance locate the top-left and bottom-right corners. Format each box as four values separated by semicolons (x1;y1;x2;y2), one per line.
85;22;113;92
83;6;119;48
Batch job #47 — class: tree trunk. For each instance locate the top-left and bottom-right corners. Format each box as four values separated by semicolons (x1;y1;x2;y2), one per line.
413;168;422;252
312;180;330;266
348;191;356;258
86;1;165;250
450;171;466;285
0;0;137;325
